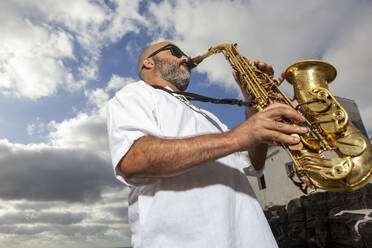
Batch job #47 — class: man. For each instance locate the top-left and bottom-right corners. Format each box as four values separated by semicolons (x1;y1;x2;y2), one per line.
107;41;308;247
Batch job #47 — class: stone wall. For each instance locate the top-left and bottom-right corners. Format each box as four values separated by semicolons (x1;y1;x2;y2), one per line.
264;184;372;248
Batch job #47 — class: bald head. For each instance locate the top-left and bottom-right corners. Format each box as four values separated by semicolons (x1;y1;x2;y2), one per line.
137;41;176;78
136;41;191;91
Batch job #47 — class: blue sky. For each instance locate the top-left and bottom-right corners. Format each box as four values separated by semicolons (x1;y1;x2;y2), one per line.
1;0;372;247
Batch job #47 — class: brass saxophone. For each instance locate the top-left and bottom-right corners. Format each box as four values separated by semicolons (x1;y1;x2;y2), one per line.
188;43;372;195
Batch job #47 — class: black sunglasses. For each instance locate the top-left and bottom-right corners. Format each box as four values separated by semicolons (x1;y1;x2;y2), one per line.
147;44;188;59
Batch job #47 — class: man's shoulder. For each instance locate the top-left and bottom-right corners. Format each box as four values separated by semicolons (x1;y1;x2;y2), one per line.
111;80;154;101
116;80;151;94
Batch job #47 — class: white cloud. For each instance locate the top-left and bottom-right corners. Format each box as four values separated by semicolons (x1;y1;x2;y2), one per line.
0;187;130;248
0;71;134;244
147;0;352;82
0;15;77;98
322;4;372;132
27;117;46;137
0;0;146;99
48;76;136;158
360;105;372;135
86;88;109;109
48;112;109;158
0;138;121;203
26;123;35;137
106;74;136;92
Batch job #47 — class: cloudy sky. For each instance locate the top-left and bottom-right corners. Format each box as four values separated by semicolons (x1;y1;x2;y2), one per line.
1;0;371;247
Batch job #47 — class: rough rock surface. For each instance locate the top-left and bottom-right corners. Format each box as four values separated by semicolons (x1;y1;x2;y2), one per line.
264;184;372;248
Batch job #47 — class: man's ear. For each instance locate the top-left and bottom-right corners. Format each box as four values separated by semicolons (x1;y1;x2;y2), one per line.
142;58;154;70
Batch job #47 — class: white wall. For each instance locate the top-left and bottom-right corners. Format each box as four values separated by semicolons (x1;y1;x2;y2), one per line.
248;146;306;208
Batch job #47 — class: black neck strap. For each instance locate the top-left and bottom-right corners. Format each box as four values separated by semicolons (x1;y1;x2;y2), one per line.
151;85;255;107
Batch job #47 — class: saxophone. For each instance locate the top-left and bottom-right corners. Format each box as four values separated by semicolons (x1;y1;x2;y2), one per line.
188;43;372;195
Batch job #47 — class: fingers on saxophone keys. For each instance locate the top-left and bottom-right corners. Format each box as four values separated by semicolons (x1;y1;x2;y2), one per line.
271;121;308;134
280;70;286;81
266;131;301;145
276;70;286;85
264;103;306;122
232;70;240;83
254;59;274;76
270;121;308;134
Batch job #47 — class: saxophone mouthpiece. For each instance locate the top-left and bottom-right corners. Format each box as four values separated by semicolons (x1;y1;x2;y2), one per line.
186;56;203;70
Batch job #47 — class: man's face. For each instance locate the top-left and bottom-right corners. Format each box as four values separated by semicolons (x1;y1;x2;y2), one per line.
153;55;191;91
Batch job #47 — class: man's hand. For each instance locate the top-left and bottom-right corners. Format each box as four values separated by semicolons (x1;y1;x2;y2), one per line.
228;102;308;150
252;60;285;84
254;60;274;77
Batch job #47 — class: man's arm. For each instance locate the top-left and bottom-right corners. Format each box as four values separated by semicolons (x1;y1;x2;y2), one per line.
120;131;239;178
120;103;308;179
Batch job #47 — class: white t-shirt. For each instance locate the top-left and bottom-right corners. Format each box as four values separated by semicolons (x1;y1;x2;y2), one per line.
107;81;278;248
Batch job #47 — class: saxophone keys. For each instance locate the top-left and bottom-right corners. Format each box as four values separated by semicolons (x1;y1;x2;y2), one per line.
318;157;353;180
288;134;304;151
300;132;322;151
337;133;367;156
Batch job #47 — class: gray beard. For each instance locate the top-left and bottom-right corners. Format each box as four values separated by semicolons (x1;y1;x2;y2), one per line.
153;56;190;91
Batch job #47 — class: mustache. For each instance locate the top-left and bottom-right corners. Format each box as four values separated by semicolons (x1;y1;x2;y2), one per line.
179;59;193;71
